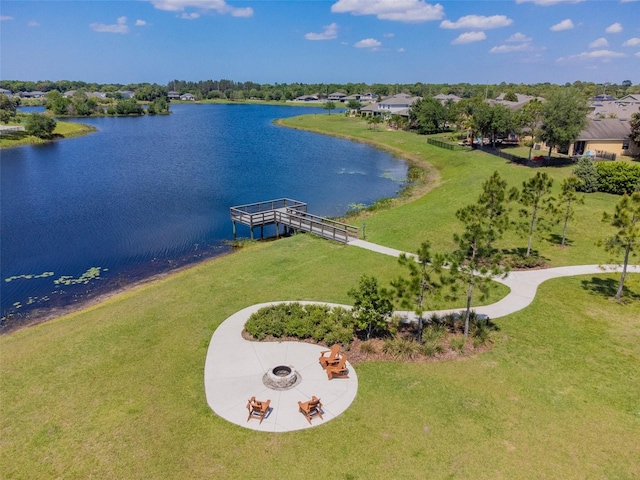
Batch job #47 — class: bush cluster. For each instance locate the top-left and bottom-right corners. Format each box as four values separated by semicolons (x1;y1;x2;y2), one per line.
574;158;640;195
244;303;356;345
594;162;640;195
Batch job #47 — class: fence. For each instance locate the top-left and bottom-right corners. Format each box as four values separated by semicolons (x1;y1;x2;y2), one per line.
426;138;470;151
473;145;577;168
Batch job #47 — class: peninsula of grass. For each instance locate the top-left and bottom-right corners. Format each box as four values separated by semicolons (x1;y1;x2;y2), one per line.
1;114;639;479
0;119;96;149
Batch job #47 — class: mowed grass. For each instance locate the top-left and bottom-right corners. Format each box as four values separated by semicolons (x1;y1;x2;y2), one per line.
281;115;616;266
1;114;639;479
0;119;95;149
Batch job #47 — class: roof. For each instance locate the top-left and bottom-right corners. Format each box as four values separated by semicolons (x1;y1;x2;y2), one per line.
434;93;461;103
577;119;631;141
589;102;640;121
589;94;618;102
379;93;421;106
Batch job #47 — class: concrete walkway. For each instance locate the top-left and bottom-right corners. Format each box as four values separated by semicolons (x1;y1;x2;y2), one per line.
205;238;638;433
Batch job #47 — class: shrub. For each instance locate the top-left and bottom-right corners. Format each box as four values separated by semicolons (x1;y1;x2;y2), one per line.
449;336;466;354
421;340;444;357
573;157;600;193
359;341;377;354
382;336;420;360
595;162;640;195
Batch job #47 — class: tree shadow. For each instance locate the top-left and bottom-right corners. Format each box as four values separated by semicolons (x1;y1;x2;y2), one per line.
581;276;640;301
547;233;574;247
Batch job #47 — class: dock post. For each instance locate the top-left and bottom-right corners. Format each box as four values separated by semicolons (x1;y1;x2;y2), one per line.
232;221;236;240
260;225;264;239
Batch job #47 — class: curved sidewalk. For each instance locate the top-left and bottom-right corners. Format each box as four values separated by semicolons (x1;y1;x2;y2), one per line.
204;302;358;433
205;238;639;433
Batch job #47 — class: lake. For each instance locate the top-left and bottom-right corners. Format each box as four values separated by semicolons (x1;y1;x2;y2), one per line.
0;104;407;327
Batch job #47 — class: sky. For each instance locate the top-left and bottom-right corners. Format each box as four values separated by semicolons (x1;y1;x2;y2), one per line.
1;0;639;86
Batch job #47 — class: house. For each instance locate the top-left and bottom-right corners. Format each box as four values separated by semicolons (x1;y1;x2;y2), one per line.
294;94;319;102
378;93;421;116
360;92;377;102
63;90;76;98
21;91;46;98
88;92;107;99
570;118;639;158
328;92;347;102
589;101;639;121
179;93;196;101
118;90;135;99
0;88;12;96
434;93;461;104
168;91;181;100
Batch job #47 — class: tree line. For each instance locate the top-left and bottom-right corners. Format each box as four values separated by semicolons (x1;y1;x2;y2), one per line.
1;79;638;103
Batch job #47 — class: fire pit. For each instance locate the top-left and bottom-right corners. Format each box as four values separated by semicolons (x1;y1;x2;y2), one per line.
262;365;301;390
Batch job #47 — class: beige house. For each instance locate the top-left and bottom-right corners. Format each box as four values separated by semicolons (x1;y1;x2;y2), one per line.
570;118;639;158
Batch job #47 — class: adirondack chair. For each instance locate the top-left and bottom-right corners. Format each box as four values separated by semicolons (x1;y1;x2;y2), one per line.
326;354;349;380
246;396;271;424
318;344;341;369
298;396;323;424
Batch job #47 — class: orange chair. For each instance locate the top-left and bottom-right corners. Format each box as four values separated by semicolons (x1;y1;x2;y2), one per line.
246;396;271;424
319;344;341;369
326;354;349;380
298;396;323;424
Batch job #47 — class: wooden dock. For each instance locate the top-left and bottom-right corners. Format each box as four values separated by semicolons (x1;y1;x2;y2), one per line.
230;198;359;244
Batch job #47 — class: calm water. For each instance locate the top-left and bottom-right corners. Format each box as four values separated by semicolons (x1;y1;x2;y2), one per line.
0;104;407;325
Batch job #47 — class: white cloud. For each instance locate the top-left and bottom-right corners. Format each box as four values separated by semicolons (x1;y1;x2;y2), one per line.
516;0;583;5
451;31;487;45
305;23;338;41
490;42;532;53
440;15;512;30
550;19;574;31
0;16;14;21
589;37;609;48
331;0;444;23
507;32;532;42
180;12;200;19
354;38;382;48
605;22;623;33
557;49;625;62
27;20;40;27
90;16;129;34
623;37;640;46
150;0;253;18
383;32;395;37
135;19;147;26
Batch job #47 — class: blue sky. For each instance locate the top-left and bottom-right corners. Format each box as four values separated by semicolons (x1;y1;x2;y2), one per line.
1;0;639;85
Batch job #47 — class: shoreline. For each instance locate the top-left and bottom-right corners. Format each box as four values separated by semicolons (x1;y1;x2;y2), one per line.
2;115;435;334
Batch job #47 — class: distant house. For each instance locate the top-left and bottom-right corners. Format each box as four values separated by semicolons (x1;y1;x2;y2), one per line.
180;93;196;101
63;90;76;98
168;91;181;100
21;91;46;98
434;93;461;104
0;88;12;96
378;93;421;116
293;94;319;102
328;92;347;102
118;90;135;99
589;94;617;103
589;101;639;121
570;118;639;158
487;93;544;111
359;92;377;102
88;92;107;99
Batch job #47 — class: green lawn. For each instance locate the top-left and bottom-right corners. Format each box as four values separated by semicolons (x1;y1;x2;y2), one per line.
0;119;95;149
1;114;639;479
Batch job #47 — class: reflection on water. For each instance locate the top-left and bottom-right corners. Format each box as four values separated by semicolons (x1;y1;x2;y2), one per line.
0;104;407;327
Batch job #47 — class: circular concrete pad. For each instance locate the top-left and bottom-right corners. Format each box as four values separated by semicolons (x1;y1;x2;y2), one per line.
204;302;358;432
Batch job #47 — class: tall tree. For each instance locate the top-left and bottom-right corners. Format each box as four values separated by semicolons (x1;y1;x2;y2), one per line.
558;177;585;246
540;88;589;158
630;112;640;146
515;98;544;160
388;242;446;342
0;93;19;124
348;275;393;340
451;204;508;337
323;101;336;115
600;192;640;301
477;171;512;249
409;97;447;133
514;172;556;256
